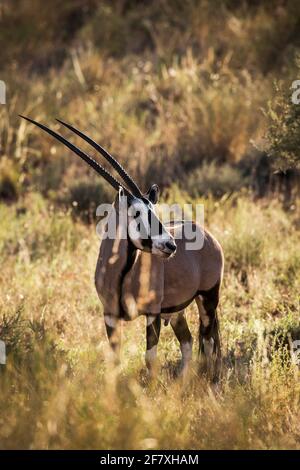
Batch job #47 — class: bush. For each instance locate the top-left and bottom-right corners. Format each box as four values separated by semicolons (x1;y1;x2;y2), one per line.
0;193;87;262
265;55;300;169
185;162;246;198
62;179;113;222
0;158;20;201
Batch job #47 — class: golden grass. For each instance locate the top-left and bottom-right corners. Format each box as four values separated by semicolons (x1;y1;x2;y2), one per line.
0;192;299;449
1;0;300;450
0;39;270;197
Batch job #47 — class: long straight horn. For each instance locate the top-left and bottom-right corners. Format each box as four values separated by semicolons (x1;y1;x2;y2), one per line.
19;115;133;197
56;118;143;199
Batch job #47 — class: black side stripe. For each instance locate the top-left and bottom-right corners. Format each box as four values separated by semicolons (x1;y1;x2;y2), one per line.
118;238;137;319
160;294;198;314
144;282;221;315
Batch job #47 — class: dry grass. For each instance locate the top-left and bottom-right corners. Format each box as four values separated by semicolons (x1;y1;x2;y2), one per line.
0;192;299;450
0;47;269;195
3;1;290;198
1;0;300;450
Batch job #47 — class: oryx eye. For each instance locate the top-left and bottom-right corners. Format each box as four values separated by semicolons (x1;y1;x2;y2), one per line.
133;211;140;219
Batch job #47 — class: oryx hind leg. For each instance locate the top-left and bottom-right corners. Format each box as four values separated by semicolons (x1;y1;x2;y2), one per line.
196;283;221;382
170;311;193;377
145;315;161;376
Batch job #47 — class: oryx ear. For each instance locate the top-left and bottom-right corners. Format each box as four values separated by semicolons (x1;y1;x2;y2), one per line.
145;184;160;204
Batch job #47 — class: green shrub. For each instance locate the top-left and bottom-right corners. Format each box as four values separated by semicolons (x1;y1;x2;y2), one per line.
0;158;20;201
62;179;113;222
265;56;300;169
185;162;246;198
0;193;86;262
225;232;264;272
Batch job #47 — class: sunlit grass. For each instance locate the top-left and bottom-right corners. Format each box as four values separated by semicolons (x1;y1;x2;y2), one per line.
0;192;299;449
1;0;300;451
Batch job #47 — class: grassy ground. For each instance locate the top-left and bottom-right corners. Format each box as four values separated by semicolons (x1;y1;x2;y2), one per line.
0;191;299;450
1;0;300;450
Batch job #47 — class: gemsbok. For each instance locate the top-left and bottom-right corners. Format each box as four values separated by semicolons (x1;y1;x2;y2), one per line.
20;115;224;381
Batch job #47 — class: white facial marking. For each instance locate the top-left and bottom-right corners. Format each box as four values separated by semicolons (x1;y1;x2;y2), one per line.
128;200;150;247
127;198;175;256
104;315;117;328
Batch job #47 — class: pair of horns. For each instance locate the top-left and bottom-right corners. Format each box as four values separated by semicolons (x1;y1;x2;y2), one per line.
19;115;143;199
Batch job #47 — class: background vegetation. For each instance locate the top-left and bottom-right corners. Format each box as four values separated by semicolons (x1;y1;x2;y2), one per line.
0;0;300;449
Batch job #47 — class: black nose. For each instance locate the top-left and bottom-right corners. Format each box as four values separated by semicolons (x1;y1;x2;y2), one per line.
165;241;176;252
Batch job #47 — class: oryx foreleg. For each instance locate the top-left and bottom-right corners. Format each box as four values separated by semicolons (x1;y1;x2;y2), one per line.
145;315;161;375
170;311;193;376
104;314;121;359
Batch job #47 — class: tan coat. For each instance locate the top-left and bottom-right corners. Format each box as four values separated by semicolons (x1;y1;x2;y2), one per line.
95;219;224;319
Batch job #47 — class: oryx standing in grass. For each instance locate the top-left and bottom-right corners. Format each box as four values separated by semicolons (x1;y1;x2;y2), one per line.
20;115;224;380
